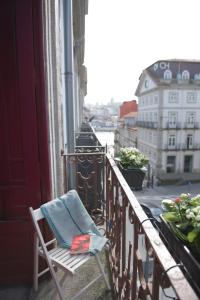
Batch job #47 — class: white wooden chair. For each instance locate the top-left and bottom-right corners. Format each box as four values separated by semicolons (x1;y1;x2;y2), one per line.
29;206;110;300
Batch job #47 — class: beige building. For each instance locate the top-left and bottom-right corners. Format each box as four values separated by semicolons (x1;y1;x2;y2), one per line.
115;112;138;154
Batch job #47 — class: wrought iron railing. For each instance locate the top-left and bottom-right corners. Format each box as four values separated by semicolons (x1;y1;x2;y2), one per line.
62;151;106;225
62;148;199;299
105;153;198;300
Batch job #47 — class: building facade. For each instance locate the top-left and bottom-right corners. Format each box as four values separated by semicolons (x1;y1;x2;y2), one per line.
135;60;200;182
115;101;138;155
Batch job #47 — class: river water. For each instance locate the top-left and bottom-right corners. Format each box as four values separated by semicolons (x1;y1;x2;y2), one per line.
95;131;115;155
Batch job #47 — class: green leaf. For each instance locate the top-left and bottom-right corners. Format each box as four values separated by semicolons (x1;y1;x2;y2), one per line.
163;212;180;222
187;230;198;243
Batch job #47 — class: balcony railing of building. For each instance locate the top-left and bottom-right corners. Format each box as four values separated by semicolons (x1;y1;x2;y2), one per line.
61;127;199;299
163;143;200;151
164;122;181;129
183;122;199;129
136;121;200;130
136;121;158;129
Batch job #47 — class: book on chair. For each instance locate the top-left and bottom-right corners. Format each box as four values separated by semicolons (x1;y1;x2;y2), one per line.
70;234;91;254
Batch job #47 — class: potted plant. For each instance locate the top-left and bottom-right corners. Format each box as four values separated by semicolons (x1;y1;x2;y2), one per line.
115;147;149;190
162;193;200;258
160;194;200;293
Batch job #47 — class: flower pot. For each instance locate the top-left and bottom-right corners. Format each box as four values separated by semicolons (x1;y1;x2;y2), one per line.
159;215;200;297
118;164;145;190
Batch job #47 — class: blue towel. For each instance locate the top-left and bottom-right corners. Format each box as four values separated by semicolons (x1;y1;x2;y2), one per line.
40;190;108;254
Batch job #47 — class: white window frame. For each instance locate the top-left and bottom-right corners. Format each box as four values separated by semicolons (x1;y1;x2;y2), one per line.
168;111;178;127
168;135;176;147
186;112;196;125
169;92;178;103
164;69;172;80
182;70;190;80
186;92;197;103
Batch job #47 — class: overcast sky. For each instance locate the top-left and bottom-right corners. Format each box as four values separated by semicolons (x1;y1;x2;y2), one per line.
84;0;200;105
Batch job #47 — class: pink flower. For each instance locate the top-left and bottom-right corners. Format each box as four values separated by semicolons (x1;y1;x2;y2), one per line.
175;197;181;204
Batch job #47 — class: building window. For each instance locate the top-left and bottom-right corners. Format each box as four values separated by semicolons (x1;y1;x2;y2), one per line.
194;73;200;80
186;92;197;103
154;95;158;104
149;132;152;142
166;156;176;173
164;69;172;80
169;92;178;103
186;134;193;149
168;111;178;127
186;112;196;125
182;70;190;80
184;155;193;173
168;135;176;147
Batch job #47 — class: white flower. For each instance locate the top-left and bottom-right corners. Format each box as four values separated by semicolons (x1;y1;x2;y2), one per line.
192;207;199;214
186;212;195;219
195;215;200;222
162;199;174;205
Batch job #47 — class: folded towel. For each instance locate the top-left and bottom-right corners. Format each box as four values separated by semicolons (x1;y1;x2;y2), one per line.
40;190;108;254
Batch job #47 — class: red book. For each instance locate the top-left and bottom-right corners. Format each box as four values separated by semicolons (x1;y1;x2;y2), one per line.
70;234;91;254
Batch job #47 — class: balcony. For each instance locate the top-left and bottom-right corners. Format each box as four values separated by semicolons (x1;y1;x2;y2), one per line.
163;143;200;151
163;144;181;150
181;143;200;150
136;121;158;128
58;130;199;300
164;122;181;129
183;122;199;129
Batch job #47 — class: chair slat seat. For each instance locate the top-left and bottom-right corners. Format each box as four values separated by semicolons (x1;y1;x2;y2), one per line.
48;247;91;274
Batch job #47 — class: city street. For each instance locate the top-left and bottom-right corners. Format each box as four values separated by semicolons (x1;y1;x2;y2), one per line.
134;182;200;208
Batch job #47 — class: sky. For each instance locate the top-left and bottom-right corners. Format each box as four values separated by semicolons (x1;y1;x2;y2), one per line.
84;0;200;105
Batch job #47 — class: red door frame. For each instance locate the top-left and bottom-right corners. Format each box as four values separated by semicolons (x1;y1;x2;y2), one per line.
33;0;51;206
0;0;51;284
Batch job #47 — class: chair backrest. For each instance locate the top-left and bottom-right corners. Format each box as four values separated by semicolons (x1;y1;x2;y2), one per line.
29;207;56;257
32;207;45;221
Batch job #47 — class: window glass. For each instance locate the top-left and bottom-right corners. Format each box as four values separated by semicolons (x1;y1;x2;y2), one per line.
186;112;196;124
164;70;172;80
182;70;190;80
186;134;193;149
168;135;176;146
184;155;193;172
166;156;176;173
186;92;197;103
168;111;177;126
169;92;178;103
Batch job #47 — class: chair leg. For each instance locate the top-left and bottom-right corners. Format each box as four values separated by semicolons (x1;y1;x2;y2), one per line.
95;253;111;290
33;234;39;291
45;258;65;300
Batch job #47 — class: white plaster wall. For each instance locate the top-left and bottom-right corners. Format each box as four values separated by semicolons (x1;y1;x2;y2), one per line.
43;0;65;197
140;74;157;94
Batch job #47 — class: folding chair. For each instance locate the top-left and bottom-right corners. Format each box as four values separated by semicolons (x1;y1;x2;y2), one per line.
29;206;110;300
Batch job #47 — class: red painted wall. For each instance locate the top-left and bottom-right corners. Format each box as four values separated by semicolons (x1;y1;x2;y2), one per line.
120;100;138;118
